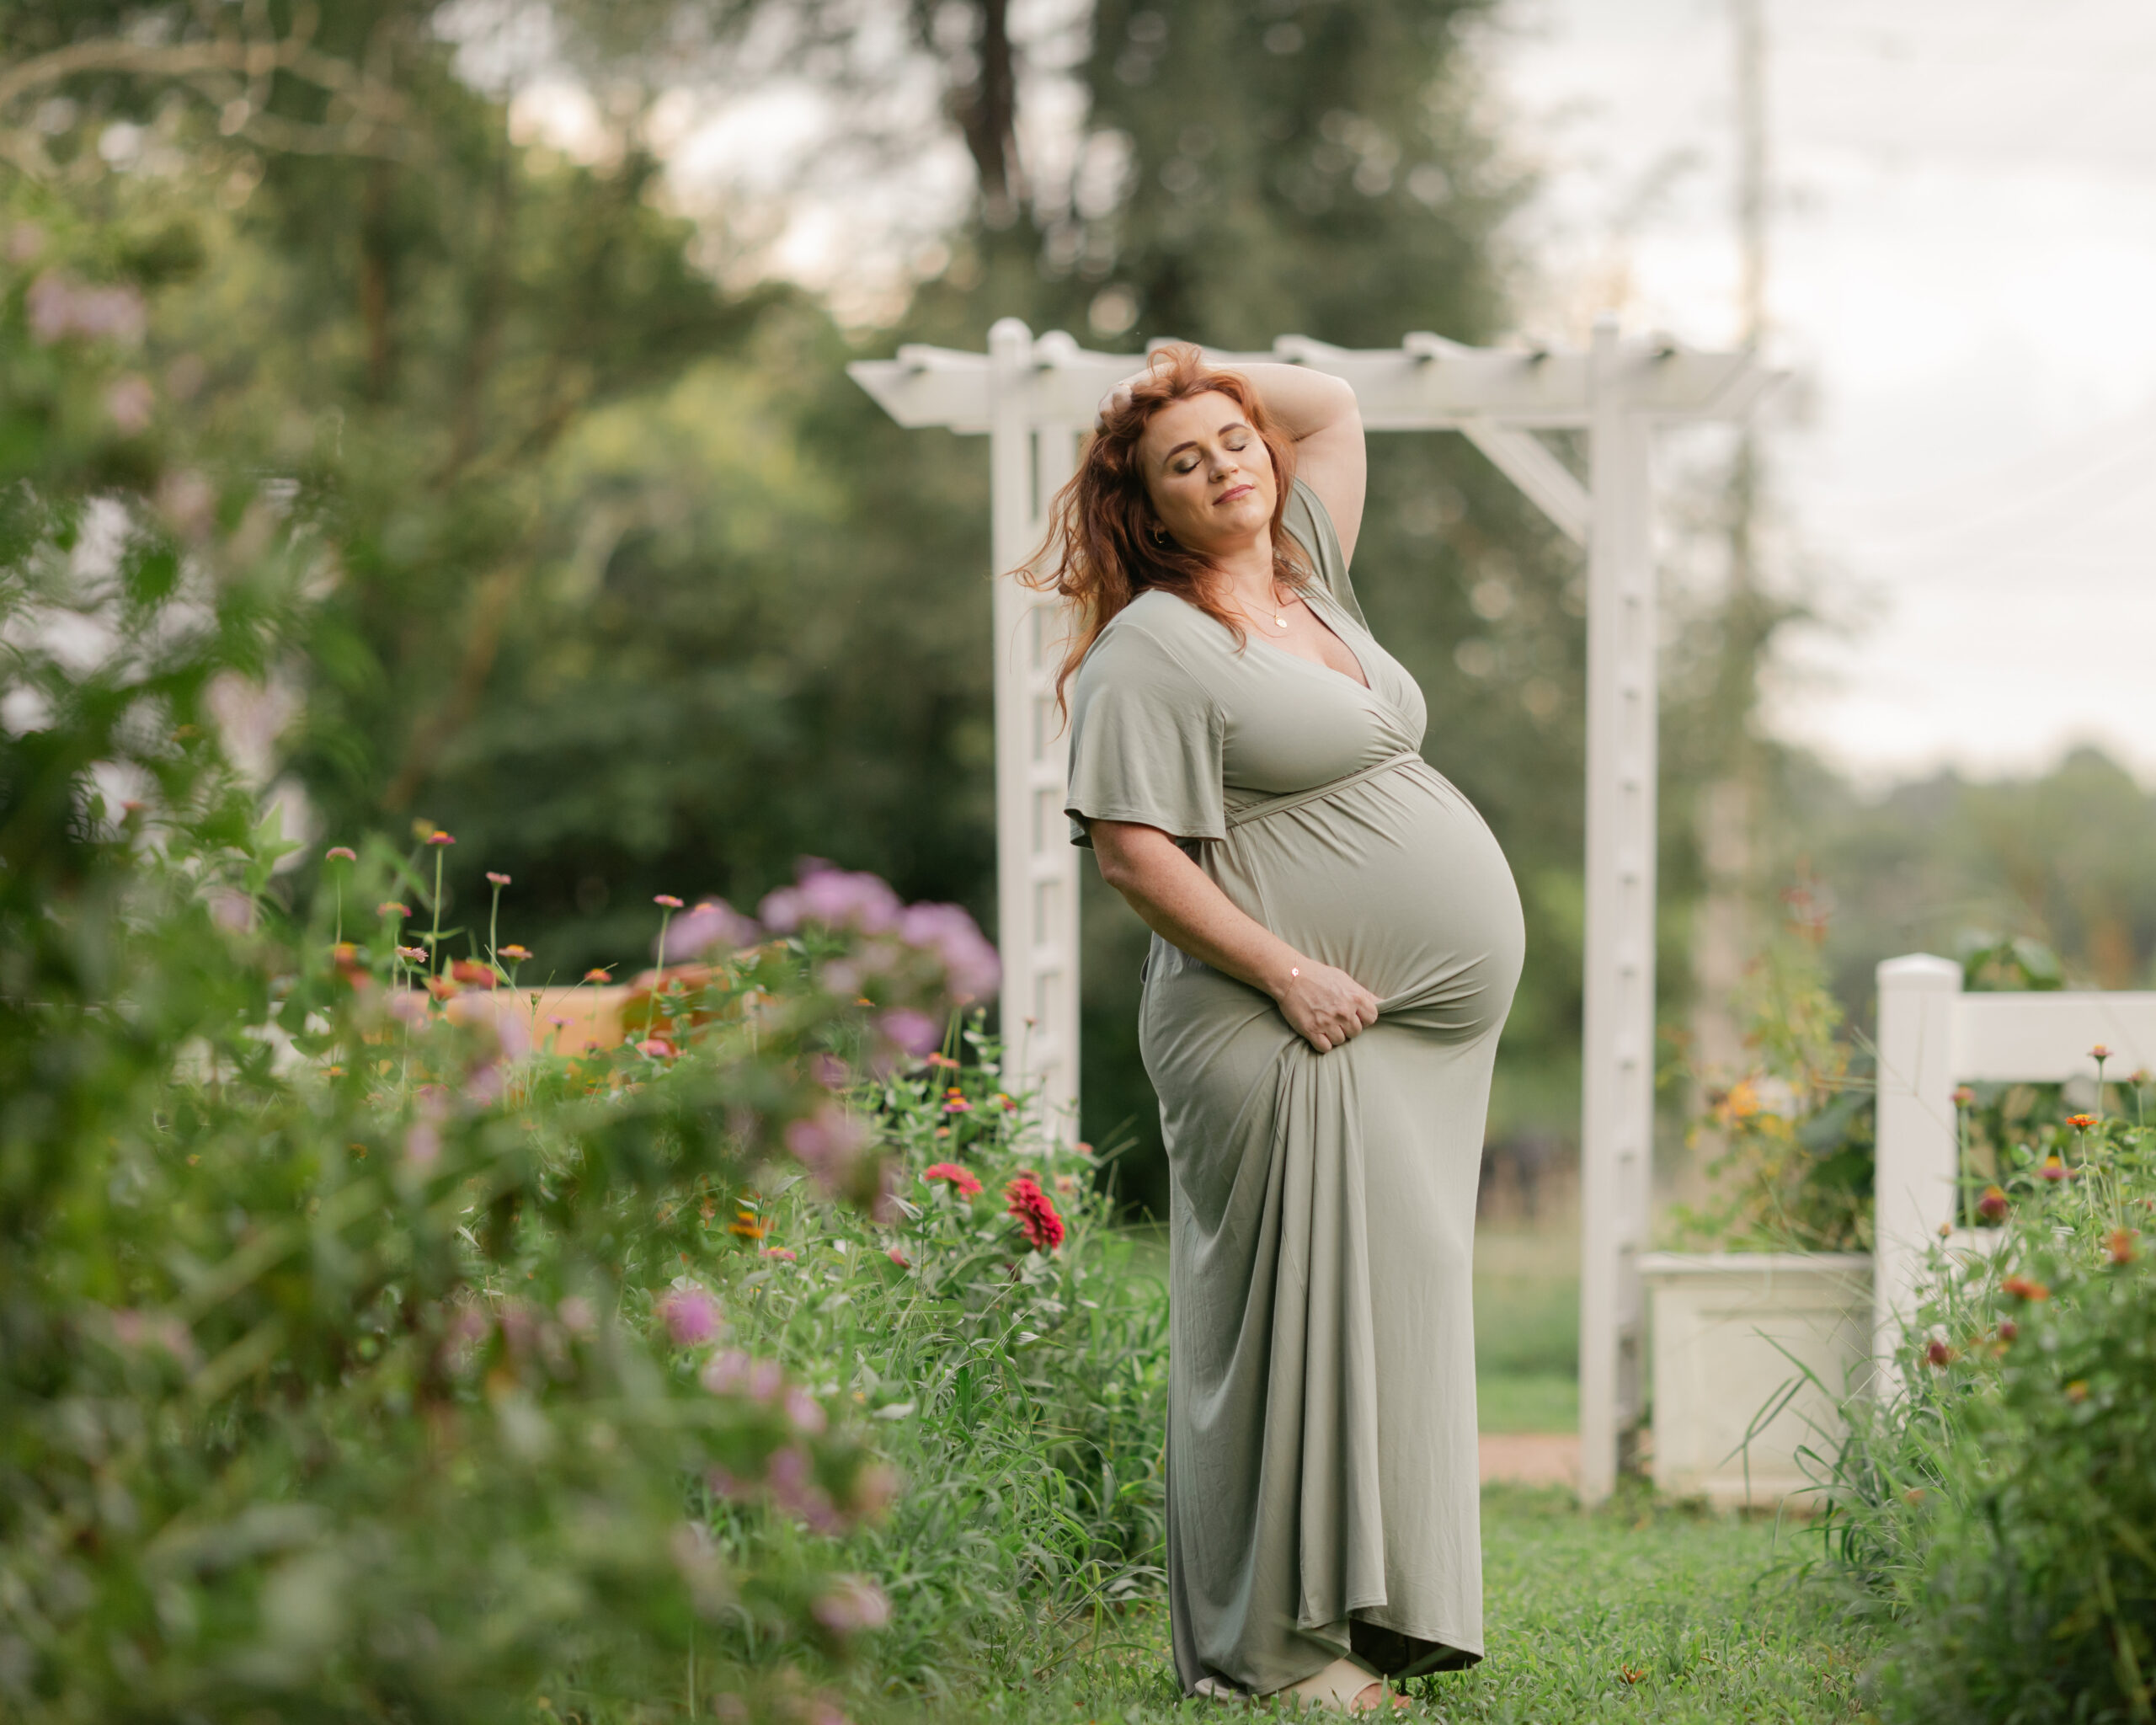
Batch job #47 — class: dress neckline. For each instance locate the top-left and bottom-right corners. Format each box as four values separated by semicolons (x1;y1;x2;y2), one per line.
1243;584;1373;693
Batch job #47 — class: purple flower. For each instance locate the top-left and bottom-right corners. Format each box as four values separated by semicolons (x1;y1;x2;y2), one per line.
654;898;760;963
656;1286;721;1347
878;1008;942;1057
784;1106;871;1191
897;902;1002;1003
760;860;902;935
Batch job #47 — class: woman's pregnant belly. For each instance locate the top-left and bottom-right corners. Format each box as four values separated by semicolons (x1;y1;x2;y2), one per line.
1208;759;1524;1043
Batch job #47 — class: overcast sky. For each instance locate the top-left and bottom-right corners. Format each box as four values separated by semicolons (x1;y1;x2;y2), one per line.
495;0;2156;788
1490;0;2156;787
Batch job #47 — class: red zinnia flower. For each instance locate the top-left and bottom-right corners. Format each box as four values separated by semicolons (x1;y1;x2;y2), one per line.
425;830;455;846
1977;1184;2010;1223
1924;1338;1955;1368
583;967;613;983
2066;1114;2098;1130
450;959;498;990
1006;1174;1065;1252
922;1162;983;1199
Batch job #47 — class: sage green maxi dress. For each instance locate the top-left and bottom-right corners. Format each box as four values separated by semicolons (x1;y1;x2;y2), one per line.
1065;480;1524;1698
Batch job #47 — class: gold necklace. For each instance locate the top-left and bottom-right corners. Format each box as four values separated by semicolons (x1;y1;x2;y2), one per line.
1265;585;1292;630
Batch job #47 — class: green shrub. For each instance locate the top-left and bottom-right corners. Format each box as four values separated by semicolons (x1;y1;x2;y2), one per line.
1815;1084;2156;1723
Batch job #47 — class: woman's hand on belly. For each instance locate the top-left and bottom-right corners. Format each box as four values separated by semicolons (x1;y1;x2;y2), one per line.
1089;819;1381;1053
1272;960;1381;1055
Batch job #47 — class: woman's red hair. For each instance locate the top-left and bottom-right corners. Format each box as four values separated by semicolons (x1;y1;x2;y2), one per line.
1022;344;1310;716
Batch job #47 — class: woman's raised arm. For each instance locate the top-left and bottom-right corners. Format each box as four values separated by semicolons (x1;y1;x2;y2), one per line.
1096;360;1366;563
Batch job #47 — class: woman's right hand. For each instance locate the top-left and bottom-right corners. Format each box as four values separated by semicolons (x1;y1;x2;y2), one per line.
1272;959;1381;1054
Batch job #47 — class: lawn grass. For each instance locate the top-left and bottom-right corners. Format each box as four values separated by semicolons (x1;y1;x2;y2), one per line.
865;1485;1875;1722
1476;1222;1580;1435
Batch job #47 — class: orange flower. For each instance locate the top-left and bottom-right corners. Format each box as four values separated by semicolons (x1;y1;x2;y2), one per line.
424;830;455;846
1952;1085;1976;1107
729;1209;767;1240
450;959;498;990
2065;1380;2089;1403
2000;1274;2050;1301
583;967;613;984
2109;1228;2138;1266
2066;1114;2098;1130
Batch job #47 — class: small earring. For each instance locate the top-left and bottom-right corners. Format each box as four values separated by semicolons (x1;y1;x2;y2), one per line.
1149;525;1171;549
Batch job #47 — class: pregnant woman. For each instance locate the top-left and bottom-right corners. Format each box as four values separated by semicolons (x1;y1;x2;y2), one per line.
1030;346;1524;1712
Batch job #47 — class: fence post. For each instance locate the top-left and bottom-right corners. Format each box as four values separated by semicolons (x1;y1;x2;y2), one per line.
1872;953;1962;1389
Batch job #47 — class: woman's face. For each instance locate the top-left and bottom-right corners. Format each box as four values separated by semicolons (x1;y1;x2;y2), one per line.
1134;390;1276;555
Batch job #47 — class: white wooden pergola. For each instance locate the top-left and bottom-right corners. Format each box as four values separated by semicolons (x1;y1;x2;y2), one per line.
851;316;1779;1503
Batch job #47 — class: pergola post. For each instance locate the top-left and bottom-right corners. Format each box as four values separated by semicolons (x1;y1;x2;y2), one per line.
850;324;1778;1503
987;318;1084;1139
1577;316;1659;1503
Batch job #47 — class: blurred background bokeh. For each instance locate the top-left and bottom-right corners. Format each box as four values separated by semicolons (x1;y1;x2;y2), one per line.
9;0;2153;1242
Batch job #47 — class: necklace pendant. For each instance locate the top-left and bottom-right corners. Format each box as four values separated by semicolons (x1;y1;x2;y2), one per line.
1273;614;1288;629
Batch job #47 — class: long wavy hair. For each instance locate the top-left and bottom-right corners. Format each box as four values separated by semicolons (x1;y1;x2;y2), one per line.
1022;343;1310;717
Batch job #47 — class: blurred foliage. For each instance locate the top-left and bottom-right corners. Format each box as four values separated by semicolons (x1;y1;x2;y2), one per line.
1670;900;1875;1255
1776;746;2156;1033
1814;1089;2156;1724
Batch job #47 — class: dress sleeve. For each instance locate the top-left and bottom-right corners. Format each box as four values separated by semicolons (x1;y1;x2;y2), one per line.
1283;474;1370;633
1064;621;1225;849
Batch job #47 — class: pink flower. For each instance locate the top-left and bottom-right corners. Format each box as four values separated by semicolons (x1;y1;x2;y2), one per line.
654;894;684;909
887;1246;911;1268
810;1573;892;1634
814;1053;851;1089
761;1246;798;1262
558;1296;596;1335
397;945;429;964
378;901;410;918
784;1386;828;1435
425;830;455;846
656;1287;721;1347
1977;1185;2010;1223
654;899;760;963
922;1162;983;1199
878;1008;942;1057
638;1037;677;1059
583;967;613;983
26;271;146;345
105;374;154;435
451;959;498;990
2038;1156;2072;1183
499;944;532;962
486;870;510;886
942;1090;973;1115
699;1349;754;1394
1006;1175;1065;1252
326;846;357;862
405;1121;441;1169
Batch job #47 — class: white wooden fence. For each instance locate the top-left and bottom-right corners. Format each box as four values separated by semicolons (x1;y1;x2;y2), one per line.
1872;953;2156;1380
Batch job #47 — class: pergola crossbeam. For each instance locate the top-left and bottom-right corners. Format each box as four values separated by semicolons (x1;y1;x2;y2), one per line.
850;318;1782;1505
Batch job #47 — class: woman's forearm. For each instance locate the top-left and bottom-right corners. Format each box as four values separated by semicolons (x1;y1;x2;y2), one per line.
1225;361;1358;444
1091;823;1301;997
1090;819;1383;1053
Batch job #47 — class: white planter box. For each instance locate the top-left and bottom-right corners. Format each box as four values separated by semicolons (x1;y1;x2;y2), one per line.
1640;1252;1873;1509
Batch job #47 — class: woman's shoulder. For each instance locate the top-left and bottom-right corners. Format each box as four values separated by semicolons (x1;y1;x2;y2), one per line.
1073;594;1219;700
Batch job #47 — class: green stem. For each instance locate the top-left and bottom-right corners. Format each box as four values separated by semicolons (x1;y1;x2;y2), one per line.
428;849;446;975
